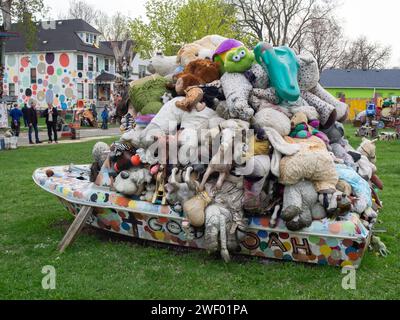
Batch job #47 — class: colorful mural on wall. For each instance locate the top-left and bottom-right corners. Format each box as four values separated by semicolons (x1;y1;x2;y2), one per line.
3;52;112;109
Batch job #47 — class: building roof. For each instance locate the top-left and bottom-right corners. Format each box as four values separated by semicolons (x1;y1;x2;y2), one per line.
96;72;116;82
320;69;400;89
5;19;114;57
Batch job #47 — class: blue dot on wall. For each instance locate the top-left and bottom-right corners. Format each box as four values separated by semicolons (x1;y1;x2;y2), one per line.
60;95;66;103
64;69;68;73
38;79;43;85
61;102;68;110
46;90;54;104
78;72;83;78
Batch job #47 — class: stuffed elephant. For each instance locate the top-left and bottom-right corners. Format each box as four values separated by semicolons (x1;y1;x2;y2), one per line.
282;181;327;231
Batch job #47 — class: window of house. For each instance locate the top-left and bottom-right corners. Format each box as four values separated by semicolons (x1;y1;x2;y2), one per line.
105;58;109;72
77;55;84;71
9;83;15;97
89;84;94;99
30;68;37;84
94;35;97;44
88;56;94;71
77;83;84;99
139;65;146;79
86;33;89;43
96;57;99;72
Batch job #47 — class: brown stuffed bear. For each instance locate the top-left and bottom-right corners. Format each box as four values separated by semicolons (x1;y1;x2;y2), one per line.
175;59;221;112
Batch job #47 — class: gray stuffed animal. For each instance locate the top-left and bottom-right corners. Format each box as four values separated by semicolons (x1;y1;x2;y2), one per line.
282;181;327;231
165;167;199;206
113;168;153;197
203;180;246;262
220;72;255;121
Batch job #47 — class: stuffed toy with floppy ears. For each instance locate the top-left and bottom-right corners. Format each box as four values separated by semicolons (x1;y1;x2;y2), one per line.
213;39;255;74
174;59;221;112
254;42;301;103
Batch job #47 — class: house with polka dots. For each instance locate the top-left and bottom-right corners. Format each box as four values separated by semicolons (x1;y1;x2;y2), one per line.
3;19;118;110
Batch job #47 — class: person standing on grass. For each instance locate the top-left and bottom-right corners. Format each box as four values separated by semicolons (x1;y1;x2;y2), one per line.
101;106;109;130
27;100;42;145
43;103;59;144
21;103;29;127
9;104;23;137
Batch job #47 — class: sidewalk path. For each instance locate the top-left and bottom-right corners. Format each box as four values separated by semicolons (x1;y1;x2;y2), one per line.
17;127;121;147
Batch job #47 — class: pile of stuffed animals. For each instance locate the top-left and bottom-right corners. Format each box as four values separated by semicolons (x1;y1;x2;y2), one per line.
90;35;384;262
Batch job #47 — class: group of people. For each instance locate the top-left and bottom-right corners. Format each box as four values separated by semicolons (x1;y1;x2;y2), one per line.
9;101;59;145
9;101;112;144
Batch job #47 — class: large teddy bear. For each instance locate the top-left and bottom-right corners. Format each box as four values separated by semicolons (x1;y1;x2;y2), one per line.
177;35;227;67
174;59;221;112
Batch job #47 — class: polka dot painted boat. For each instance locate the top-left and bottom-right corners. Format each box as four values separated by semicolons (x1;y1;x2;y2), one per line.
33;164;371;268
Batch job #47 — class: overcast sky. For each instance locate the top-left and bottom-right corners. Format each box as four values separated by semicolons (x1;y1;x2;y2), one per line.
43;0;400;67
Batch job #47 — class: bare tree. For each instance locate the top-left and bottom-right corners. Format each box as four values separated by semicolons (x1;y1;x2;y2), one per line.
103;12;130;41
61;2;130;42
298;16;347;71
231;0;336;48
65;0;98;24
339;36;392;70
94;10;110;39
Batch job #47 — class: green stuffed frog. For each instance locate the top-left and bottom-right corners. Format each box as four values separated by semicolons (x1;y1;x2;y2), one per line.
213;39;255;73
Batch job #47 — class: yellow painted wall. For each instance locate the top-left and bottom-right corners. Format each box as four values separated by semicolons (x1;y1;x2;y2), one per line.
347;99;369;120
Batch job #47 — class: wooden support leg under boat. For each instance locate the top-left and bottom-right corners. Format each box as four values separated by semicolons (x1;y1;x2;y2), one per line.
58;206;94;253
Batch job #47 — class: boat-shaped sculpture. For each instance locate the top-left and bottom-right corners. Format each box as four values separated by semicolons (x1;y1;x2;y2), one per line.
33;164;371;268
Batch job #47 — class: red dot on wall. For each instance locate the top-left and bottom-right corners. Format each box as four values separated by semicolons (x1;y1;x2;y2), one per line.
33;91;37;96
47;66;55;75
32;84;38;91
13;76;18;83
59;53;70;68
20;67;24;72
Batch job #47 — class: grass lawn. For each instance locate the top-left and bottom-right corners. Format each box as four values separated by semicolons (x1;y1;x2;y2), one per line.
0;124;399;300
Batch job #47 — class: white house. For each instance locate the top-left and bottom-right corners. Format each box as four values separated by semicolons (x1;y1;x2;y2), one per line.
3;19;116;110
131;53;151;80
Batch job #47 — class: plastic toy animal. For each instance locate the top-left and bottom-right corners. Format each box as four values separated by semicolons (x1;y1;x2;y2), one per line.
254;42;300;102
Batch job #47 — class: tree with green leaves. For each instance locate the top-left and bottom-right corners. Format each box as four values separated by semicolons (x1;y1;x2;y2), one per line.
1;0;46;99
130;0;244;58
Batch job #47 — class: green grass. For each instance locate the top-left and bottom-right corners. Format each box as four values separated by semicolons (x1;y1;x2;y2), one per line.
0;125;399;300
